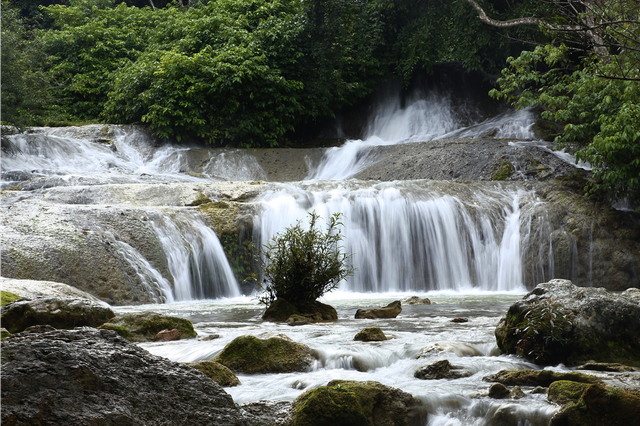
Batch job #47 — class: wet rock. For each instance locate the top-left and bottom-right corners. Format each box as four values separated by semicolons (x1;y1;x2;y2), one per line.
576;362;638;372
508;386;525;400
291;380;425;426
417;342;482;358
482;369;601;387
0;327;246;425
0;328;11;341
98;312;197;342
0;277;119;303
216;335;316;374
495;279;640;365
530;386;547;395
548;380;640;426
353;327;387;342
488;383;510;399
186;361;241;387
22;324;57;334
263;299;338;324
414;359;472;380
450;317;469;323
401;296;432;305
0;297;115;334
156;328;180;341
487;404;521;426
198;334;221;341
241;400;293;426
0;290;21;306
355;300;402;319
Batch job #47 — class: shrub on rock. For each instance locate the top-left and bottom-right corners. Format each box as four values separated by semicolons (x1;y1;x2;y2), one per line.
98;312;196;342
262;298;337;324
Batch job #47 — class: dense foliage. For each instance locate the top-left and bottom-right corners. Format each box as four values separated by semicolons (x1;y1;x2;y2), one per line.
257;212;354;307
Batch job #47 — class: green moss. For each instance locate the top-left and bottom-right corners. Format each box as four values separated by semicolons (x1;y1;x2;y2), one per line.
186;361;241;387
97;323;132;339
1;328;12;341
99;312;196;342
492;160;514;181
1;291;22;306
548;380;590;405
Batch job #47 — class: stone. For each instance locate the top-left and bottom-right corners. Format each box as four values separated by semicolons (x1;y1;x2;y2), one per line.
401;296;432;305
414;359;472;380
417;342;482;358
0;297;115;334
450;317;469;323
575;362;638;373
353;327;387;342
488;383;510;399
482;369;601;387
215;335;316;374
291;380;425;426
241;400;293;426
0;327;246;425
495;279;640;365
98;312;197;342
530;386;547;395
156;328;180;341
0;277;107;303
355;301;402;319
263;299;338;324
186;361;241;387
0;328;11;341
548;381;640;426
508;385;525;400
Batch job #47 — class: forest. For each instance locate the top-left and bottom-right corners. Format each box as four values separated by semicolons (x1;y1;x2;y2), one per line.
2;0;639;206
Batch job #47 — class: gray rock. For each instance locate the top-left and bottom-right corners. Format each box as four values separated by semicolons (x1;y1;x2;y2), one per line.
186;361;241;387
240;400;293;426
414;359;472;380
353;326;387;342
508;385;525;400
355;300;402;319
401;296;432;305
488;383;510;399
0;327;246;425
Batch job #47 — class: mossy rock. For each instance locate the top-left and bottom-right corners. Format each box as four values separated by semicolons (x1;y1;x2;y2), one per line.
1;291;22;307
186;361;241;387
291;380;424;426
353;327;386;342
215;335;315;374
482;369;601;387
492;160;514;181
98;312;196;342
549;381;640;426
1;328;11;341
263;299;337;323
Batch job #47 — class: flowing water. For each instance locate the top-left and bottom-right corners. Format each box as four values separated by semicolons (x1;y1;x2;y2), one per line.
2;86;589;424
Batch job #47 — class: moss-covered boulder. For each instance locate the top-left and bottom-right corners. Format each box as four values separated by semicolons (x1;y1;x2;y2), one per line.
354;327;386;342
216;335;316;374
355;301;402;319
0;297;115;334
98;312;196;342
495;280;640;365
1;328;11;341
186;361;241;387
414;359;472;380
548;381;640;426
263;298;338;323
291;380;425;426
482;369;601;387
1;291;22;306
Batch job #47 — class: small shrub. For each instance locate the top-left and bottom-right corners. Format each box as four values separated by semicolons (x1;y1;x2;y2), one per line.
257;212;354;307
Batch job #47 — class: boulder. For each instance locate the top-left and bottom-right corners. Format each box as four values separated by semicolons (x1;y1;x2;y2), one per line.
488;383;510;399
450;317;469;323
401;296;432;305
0;327;246;425
263;299;338;323
185;361;241;387
156;328;180;341
353;327;387;342
240;400;293;426
575;362;638;373
0;297;115;334
0;277;108;303
495;279;640;365
508;386;525;400
482;369;601;387
355;301;402;319
216;335;316;374
98;312;197;342
1;328;11;341
548;381;640;426
291;380;425;426
414;359;472;380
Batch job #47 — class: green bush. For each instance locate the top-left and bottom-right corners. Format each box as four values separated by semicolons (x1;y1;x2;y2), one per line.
257;212;354;307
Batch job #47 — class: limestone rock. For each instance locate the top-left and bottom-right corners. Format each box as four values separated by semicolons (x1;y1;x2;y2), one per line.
0;297;115;334
417;342;482;358
495;279;640;365
241;400;293;426
401;296;432;305
186;361;241;387
98;312;196;342
414;359;472;380
216;335;316;374
291;380;425;426
0;327;246;425
488;383;510;399
355;301;402;319
508;385;525;400
482;369;601;387
353;327;387;342
0;277;106;303
156;328;181;341
263;299;337;323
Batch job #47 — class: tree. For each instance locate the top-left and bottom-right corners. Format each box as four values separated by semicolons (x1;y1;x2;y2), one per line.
257;212;354;308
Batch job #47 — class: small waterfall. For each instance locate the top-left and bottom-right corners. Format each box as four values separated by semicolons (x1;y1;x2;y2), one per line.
255;182;533;292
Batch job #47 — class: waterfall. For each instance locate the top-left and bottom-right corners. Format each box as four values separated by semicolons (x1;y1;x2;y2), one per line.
255;182;533;292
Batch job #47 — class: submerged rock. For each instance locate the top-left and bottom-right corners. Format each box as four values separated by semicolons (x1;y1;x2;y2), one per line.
263;299;338;324
355;301;402;319
401;296;432;305
0;297;115;334
548;380;640;426
482;369;601;387
216;335;316;374
508;385;525;400
414;359;472;380
186;361;241;387
98;312;197;342
0;327;246;425
291;380;425;426
353;326;387;342
495;279;640;365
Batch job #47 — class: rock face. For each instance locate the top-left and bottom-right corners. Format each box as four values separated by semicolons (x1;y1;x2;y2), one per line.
291;380;425;426
0;297;115;334
98;312;197;342
482;369;601;387
0;327;246;425
353;327;387;342
355;301;402;319
414;359;472;380
263;299;338;323
186;361;241;387
216;335;316;374
495;280;640;365
0;277;108;303
548;380;640;426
